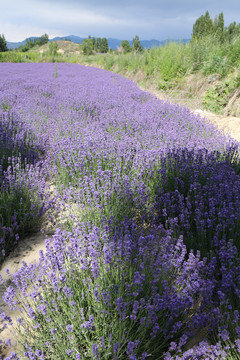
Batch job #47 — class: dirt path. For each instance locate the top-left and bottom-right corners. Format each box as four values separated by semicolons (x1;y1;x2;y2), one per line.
1;85;240;359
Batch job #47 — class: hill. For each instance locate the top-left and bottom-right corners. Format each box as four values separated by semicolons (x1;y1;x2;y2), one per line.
38;40;80;55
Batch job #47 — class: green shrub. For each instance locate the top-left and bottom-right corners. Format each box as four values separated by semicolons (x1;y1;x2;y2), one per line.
104;55;115;70
202;55;228;77
228;38;240;66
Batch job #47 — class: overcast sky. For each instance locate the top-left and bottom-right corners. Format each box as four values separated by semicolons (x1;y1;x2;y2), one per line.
2;0;240;42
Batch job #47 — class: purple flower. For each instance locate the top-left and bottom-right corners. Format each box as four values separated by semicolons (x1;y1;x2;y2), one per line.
66;324;73;332
235;339;240;352
81;315;95;331
63;286;74;298
101;336;106;349
129;355;137;360
219;329;229;342
1;61;240;360
113;342;120;353
132;300;139;314
169;342;177;351
236;327;240;337
92;343;98;357
35;350;43;357
133;271;145;285
127;342;135;355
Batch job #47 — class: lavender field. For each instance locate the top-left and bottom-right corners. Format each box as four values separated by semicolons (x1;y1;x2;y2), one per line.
1;63;240;359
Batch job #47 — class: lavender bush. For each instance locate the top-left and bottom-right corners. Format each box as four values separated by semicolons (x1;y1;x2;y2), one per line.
0;109;49;263
0;63;240;359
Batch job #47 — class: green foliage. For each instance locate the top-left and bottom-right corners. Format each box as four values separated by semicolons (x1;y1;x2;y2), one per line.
18;34;49;52
104;55;115;70
203;78;237;113
95;37;102;52
0;51;25;62
132;35;143;52
226;21;240;42
192;11;214;39
0;179;43;264
120;40;132;53
82;36;109;54
100;37;109;53
202;55;228;77
49;41;58;56
189;37;211;70
82;38;94;55
192;11;240;45
228;38;240;66
0;34;8;52
191;11;225;43
203;86;227;113
35;33;49;46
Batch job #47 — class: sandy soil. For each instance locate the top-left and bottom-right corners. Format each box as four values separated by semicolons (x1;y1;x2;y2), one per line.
1;86;240;358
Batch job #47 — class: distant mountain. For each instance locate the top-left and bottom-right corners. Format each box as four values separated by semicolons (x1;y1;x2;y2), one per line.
6;37;37;49
51;35;85;44
6;35;190;50
51;36;190;50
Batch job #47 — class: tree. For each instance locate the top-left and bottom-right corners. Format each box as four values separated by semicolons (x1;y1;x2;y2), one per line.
120;40;131;53
192;14;205;39
0;34;8;52
227;21;237;41
39;33;49;45
226;21;240;42
82;38;94;55
92;37;96;49
191;11;228;42
96;38;102;52
204;11;213;35
49;41;58;56
192;11;213;40
100;38;108;53
213;12;225;42
132;35;143;52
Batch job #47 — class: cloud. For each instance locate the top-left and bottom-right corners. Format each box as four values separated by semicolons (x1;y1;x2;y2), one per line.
2;0;240;42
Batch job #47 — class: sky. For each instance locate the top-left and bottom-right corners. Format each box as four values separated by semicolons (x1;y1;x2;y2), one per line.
1;0;240;42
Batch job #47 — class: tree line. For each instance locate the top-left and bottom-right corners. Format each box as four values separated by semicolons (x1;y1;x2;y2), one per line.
18;34;49;52
119;36;143;54
0;32;143;55
192;11;240;43
82;36;109;55
82;35;143;55
0;34;49;52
